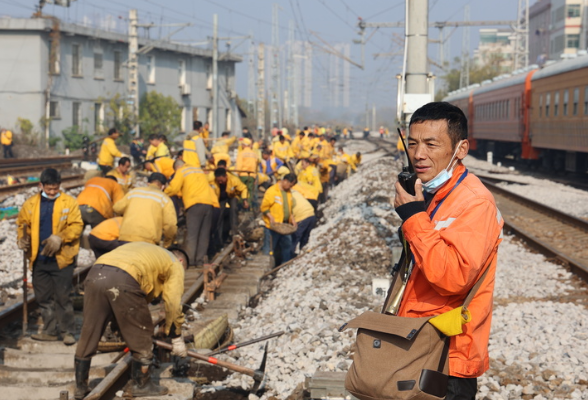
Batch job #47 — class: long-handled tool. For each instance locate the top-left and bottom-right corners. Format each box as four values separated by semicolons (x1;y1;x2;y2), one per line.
22;223;28;336
153;339;268;392
206;331;284;356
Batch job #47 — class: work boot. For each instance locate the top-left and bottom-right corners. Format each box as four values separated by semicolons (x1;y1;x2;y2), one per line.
74;357;91;400
31;332;59;341
124;359;168;397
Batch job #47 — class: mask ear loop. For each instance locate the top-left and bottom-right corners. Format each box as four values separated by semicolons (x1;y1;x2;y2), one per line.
446;140;464;173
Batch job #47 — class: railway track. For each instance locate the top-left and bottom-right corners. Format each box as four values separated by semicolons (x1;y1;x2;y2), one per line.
0;173;85;202
0;156;79;176
0;238;270;400
367;137;588;283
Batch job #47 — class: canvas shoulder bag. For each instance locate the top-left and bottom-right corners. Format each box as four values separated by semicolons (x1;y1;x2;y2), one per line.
339;257;492;400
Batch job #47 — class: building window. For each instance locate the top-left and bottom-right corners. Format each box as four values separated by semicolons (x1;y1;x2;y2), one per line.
114;51;122;81
94;51;103;79
506;99;510;119
563;89;569;116
546;93;550;116
566;34;580;49
574;88;579;115
179;59;186;86
567;4;581;18
147;55;156;84
73;102;82;127
72;43;82;76
94;103;104;133
539;94;543;117
49;101;61;119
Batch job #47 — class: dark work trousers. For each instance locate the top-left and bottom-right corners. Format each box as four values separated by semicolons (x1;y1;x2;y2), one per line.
291;215;316;255
446;377;477;400
32;259;75;336
185;203;213;267
88;234;124;259
3;144;14;158
239;176;255;207
319;182;329;204
308;199;318;212
76;264;154;364
221;197;239;235
262;227;292;265
79;205;106;228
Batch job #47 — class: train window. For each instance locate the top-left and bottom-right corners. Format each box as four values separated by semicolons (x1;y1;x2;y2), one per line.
584;86;588;115
573;88;579;116
563;90;569;116
507;99;510;119
546;93;550;116
554;92;559;116
539;94;543;118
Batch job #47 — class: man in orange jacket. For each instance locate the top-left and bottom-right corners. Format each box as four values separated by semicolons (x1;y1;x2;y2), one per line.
393;102;503;400
77;176;125;228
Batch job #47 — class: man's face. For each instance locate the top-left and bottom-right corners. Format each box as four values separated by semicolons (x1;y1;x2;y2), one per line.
262;153;270;160
215;175;228;185
149;139;158;146
280;179;293;191
301;160;309;169
111;131;120;139
407;120;468;183
41;183;60;198
119;161;131;174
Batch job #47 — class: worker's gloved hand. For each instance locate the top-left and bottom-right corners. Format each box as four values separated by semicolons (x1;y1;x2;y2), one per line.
17;235;30;251
40;235;62;257
171;336;187;358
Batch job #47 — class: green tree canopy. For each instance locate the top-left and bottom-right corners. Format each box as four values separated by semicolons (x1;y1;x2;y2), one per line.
139;91;181;139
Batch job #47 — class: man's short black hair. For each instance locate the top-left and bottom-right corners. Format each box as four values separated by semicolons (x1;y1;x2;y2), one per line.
108;128;118;136
217;160;227;167
176;149;183;158
157;134;167;141
283;173;296;183
409;102;468;147
40;168;61;185
221;131;230;137
193;120;202;130
168;246;189;268
278;134;285;141
148;134;158;141
148;172;167;185
214;168;227;178
262;149;272;156
118;157;131;166
104;175;118;182
303;126;308;130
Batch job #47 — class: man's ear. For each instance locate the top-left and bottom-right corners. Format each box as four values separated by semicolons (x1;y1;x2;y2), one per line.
456;139;470;160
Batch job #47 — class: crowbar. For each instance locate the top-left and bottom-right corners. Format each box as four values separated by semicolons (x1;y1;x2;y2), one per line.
206;331;284;356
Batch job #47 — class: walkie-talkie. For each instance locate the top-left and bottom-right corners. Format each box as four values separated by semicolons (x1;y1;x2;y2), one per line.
397;128;417;196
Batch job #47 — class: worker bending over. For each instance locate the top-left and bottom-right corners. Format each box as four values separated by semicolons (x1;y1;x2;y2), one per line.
77;176;124;228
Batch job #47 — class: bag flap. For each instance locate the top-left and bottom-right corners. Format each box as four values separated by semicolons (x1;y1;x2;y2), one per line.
339;311;433;341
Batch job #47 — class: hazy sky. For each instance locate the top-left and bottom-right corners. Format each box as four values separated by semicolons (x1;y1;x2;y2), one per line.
2;0;520;113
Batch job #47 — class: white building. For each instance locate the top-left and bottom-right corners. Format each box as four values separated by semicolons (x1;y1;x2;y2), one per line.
0;17;241;145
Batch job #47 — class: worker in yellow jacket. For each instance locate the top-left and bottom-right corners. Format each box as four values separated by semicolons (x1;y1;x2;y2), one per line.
297;158;323;199
260;173;297;264
165;160;218;267
113;173;177;247
16;168;83;345
236;138;258;205
1;128;14;158
77;176;125;228
74;243;188;399
88;216;123;258
145;156;175;180
183;121;206;167
210;131;237;155
209;168;249;244
290;186;316;255
97;128;123;174
273;135;293;163
106;157;135;193
145;134;171;161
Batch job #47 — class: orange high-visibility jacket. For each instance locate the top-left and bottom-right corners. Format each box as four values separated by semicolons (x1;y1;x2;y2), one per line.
398;163;503;378
77;177;125;219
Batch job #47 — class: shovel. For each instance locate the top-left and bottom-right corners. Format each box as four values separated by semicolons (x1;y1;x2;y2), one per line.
153;339;268;393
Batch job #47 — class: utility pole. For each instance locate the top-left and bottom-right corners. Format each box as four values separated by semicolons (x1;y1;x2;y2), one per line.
212;14;219;139
128;9;139;136
459;5;470;89
271;4;282;129
287;20;297;126
304;42;312;108
257;43;266;139
248;35;257;128
513;0;529;70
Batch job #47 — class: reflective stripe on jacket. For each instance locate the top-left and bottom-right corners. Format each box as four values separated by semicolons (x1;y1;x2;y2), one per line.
398;163;504;378
17;192;83;268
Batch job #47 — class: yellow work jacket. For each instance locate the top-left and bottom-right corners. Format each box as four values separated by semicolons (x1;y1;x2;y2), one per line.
90;217;122;241
1;130;13;145
183;133;205;167
318;160;332;184
293;182;319;201
236;148;258;177
208;172;248;200
151;157;175;179
297;165;323;193
291;190;315;223
146;144;157;160
260;183;294;228
113;185;177;247
273;141;292;161
212;152;231;169
77;177;125;219
156;143;170;158
351;154;362;167
107;169;136;193
165;165;219;210
211;136;236;154
17;192;83;269
96;242;185;335
98;137;122;167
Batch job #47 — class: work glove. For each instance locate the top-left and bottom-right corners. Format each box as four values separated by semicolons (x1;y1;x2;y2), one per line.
171;336;187;358
40;234;62;257
17;235;30;251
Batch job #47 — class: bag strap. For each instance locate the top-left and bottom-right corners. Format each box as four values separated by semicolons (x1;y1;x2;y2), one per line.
462;250;496;310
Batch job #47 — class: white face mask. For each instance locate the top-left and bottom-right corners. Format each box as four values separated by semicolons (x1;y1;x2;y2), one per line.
422;140;463;194
42;191;61;200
